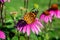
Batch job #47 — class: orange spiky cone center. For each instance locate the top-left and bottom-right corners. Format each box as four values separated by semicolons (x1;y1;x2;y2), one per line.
51;4;58;10
43;10;50;16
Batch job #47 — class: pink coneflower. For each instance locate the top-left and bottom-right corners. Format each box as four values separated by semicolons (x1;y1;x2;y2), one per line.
0;30;6;39
16;10;43;36
49;4;60;18
40;4;59;23
40;10;53;23
50;10;60;18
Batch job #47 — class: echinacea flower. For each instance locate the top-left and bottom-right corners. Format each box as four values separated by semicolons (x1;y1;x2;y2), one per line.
0;30;6;39
40;4;59;23
16;10;43;36
49;4;60;18
50;10;60;18
17;18;43;36
40;10;53;23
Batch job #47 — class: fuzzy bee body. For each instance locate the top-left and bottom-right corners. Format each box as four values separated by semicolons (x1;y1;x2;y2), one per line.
23;12;37;24
17;9;38;27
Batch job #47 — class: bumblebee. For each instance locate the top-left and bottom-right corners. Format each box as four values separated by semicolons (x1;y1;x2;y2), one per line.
23;10;38;24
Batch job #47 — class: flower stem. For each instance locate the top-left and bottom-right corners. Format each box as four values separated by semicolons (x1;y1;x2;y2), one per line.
0;3;4;27
27;36;30;40
18;31;20;40
14;18;20;40
24;0;28;13
43;23;49;40
20;9;23;18
4;6;6;22
48;0;51;8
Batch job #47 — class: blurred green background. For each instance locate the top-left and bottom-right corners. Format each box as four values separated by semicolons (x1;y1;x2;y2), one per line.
0;0;60;40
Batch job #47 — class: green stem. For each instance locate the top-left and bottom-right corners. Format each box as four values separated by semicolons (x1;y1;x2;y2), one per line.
24;0;28;13
48;0;51;8
20;10;23;18
0;3;4;27
43;23;49;40
17;31;20;40
4;6;6;22
27;36;30;40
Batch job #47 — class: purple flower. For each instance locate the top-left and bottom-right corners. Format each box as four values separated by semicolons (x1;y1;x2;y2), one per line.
16;18;43;36
40;10;53;23
0;0;4;3
40;4;59;23
0;30;6;39
50;10;60;18
49;4;60;18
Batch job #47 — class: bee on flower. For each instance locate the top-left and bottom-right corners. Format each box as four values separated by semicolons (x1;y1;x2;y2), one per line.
16;4;43;36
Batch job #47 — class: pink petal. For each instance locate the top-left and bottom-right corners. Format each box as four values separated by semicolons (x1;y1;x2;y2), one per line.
17;27;19;30
32;25;38;35
31;25;35;33
34;24;41;32
23;26;27;33
19;27;23;32
36;19;43;27
7;0;10;2
49;11;54;16
49;16;52;22
0;31;6;39
27;25;30;36
4;0;10;2
55;10;60;18
44;16;49;23
4;0;7;2
40;14;45;20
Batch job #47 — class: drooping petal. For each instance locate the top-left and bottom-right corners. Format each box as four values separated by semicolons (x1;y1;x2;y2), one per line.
26;25;30;36
32;24;38;35
44;16;49;23
55;10;60;18
36;18;43;27
31;25;35;33
0;31;6;39
40;14;45;20
49;16;52;22
4;0;7;2
23;26;27;33
34;23;41;32
4;0;10;2
17;27;20;30
49;11;54;16
19;27;23;32
0;0;4;3
7;0;10;2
